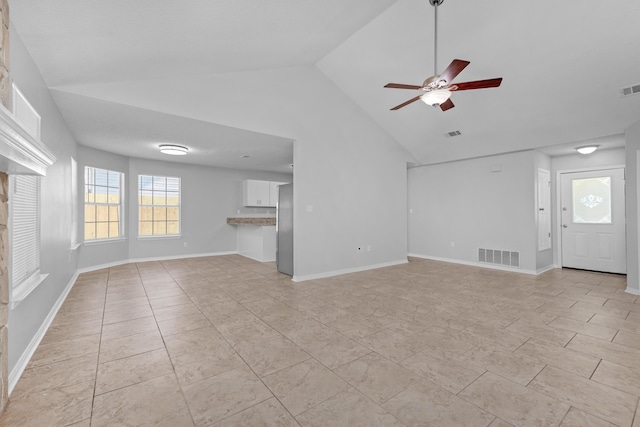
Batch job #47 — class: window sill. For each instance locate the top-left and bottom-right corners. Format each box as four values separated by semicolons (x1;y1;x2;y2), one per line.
137;235;182;240
11;272;49;309
83;237;127;246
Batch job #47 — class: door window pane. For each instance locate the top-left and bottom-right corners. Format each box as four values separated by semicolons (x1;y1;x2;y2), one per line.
572;176;611;223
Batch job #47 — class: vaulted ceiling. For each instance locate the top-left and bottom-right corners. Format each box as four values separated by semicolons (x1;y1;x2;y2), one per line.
10;0;640;172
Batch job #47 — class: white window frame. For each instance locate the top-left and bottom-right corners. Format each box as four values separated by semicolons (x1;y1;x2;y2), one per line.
84;166;125;242
9;174;47;307
70;157;81;250
138;174;181;238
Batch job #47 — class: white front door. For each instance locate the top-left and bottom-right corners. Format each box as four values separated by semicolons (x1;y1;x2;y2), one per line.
560;168;626;274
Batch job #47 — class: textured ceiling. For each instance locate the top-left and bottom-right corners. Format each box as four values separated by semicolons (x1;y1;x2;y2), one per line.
10;0;640;171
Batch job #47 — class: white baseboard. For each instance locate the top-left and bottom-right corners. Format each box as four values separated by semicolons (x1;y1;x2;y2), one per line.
236;253;275;263
8;270;79;395
536;264;560;275
292;259;408;282
407;253;549;276
77;250;239;274
625;286;640;296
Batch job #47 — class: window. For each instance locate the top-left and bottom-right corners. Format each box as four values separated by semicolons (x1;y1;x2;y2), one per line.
84;167;124;241
138;175;180;236
10;175;45;299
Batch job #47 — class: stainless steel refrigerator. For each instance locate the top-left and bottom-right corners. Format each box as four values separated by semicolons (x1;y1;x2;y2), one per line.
276;183;293;276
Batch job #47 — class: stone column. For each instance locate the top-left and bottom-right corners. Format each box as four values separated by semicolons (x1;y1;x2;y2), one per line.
0;0;9;109
0;0;9;414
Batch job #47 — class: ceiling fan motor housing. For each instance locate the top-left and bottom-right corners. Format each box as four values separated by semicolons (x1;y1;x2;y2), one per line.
423;75;448;89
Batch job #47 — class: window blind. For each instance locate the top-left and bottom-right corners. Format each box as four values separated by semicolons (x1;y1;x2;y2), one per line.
11;175;41;288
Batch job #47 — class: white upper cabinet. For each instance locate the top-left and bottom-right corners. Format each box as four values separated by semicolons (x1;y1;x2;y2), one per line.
243;180;288;207
243;179;270;207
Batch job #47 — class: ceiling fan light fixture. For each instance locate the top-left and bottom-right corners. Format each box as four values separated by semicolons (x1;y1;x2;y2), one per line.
159;144;189;155
420;89;451;107
576;145;599;155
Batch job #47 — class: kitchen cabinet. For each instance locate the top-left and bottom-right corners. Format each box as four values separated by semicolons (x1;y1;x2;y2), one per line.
243;179;270;207
243;179;288;207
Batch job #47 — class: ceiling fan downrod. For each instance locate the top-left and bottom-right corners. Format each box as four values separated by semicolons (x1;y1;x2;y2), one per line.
429;0;444;77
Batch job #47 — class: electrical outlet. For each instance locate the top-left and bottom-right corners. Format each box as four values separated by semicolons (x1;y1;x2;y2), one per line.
367;245;372;251
184;242;188;247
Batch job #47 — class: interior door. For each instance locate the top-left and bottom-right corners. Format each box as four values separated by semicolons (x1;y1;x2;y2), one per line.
560;168;626;274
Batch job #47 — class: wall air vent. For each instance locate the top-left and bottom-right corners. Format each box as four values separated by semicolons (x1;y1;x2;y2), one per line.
478;248;520;268
620;84;640;97
445;130;462;138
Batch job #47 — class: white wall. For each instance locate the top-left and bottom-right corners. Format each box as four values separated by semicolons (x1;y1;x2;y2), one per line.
58;66;416;279
8;26;79;372
408;151;538;272
78;146;292;269
625;124;640;295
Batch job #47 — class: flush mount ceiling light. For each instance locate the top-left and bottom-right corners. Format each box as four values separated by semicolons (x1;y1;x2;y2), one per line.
159;144;188;155
576;145;599;155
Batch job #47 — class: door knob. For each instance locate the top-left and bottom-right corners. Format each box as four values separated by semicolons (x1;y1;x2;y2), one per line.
562;224;568;228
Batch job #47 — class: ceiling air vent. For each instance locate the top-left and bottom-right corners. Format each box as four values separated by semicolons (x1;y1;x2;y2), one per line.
620;84;640;97
445;130;462;138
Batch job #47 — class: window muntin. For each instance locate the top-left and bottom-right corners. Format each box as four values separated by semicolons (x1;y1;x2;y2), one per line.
138;175;180;236
84;167;124;241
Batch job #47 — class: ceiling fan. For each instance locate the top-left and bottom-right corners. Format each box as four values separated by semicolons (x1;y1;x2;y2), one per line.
384;0;502;112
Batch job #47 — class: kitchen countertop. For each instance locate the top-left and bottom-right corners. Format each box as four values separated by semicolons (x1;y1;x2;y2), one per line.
226;217;276;226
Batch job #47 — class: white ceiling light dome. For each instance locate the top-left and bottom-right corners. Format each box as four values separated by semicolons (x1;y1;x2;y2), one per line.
159;144;189;155
576;145;599;155
420;89;452;107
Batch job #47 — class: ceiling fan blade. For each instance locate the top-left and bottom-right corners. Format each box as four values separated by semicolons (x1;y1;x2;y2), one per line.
453;78;503;91
384;83;423;90
440;98;455;111
439;59;470;84
390;95;423;110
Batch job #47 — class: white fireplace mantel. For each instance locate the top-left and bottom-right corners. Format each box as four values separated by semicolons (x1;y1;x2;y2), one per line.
0;104;56;176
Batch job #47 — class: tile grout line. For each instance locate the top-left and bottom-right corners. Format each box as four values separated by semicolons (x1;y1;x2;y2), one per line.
159;258;303;426
151;260;202;427
88;267;111;426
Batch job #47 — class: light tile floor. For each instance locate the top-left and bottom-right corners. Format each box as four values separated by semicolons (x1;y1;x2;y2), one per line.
2;255;640;426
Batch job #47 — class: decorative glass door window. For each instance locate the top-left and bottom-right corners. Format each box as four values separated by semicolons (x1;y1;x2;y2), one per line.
572;176;612;224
